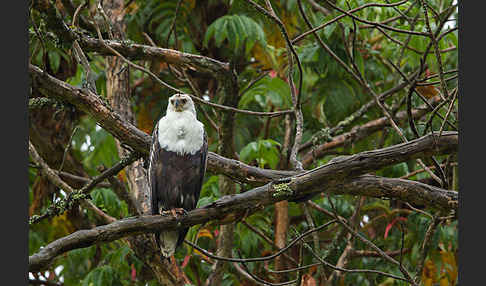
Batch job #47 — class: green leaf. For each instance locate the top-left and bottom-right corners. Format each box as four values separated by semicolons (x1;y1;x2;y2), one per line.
49;52;61;74
380;162;409;178
239;76;292;109
203;15;266;57
29;230;45;255
240;139;281;169
82;265;121;286
322;80;358;125
90;188;126;218
60;246;97;284
354;48;365;77
447;31;458;47
198;176;221;207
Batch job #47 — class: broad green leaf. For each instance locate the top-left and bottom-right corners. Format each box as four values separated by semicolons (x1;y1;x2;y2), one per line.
203;15;266;57
239;139;281;169
90;188;126;218
82;265;121;286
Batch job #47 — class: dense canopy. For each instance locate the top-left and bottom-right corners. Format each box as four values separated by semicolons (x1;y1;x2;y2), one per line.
28;0;458;285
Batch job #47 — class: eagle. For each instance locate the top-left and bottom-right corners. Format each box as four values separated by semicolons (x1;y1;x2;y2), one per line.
148;93;208;258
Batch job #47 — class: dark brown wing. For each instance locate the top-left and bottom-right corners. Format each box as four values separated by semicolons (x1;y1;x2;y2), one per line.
149;123;208;248
148;121;161;216
175;131;207;247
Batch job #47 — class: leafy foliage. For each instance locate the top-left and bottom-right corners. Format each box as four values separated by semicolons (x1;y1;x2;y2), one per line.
240;139;281;169
29;0;458;285
204;14;267;56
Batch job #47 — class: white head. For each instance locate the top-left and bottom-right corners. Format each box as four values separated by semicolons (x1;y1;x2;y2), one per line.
166;93;196;116
158;93;204;155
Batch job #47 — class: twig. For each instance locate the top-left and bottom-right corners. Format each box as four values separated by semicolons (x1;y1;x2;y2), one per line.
72;40;97;93
378;59;445;186
239;71;270;97
58;126;78;172
241;220;298;266
299;70;422;152
322;0;429;37
300;230;412;283
246;0;305;170
182;69;219;133
416;74;458;86
184;220;338;263
29;10;48;71
350;248;411;258
419;0;448;100
97;164;141;216
29;279;63;286
423;92;455;134
96;1;114;40
438;87;458;137
300;202;326;281
328;197;364;282
265;262;321;274
57;171;111;187
404;202;434;220
29;141;116;225
414;217;440;284
237;252;298;286
91;17;293;117
375;25;425;55
400;162;457;180
293;0;411;43
326;195;417;285
29;143;139;224
232;262;268;286
166;0;183;49
297;0;364;88
295;239;305;285
71;1;87;27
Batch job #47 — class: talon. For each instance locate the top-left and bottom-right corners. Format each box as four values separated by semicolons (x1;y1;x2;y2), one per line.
160;210;171;216
161;208;187;218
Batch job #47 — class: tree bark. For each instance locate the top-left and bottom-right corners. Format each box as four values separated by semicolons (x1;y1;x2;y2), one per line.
102;1;179;284
274;200;289;280
206;63;239;286
29;131;457;272
30;63;298;185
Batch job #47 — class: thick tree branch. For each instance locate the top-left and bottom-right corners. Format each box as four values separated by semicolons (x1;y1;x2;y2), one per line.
301;96;442;167
32;0;229;74
30;63;152;154
29;63;296;185
332;175;457;211
29;131;457;271
29;65;458;208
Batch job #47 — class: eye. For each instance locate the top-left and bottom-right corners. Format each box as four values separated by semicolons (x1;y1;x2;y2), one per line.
170;99;175;105
181;99;187;104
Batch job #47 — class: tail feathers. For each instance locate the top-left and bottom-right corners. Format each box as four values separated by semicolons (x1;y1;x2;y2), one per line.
158;231;178;258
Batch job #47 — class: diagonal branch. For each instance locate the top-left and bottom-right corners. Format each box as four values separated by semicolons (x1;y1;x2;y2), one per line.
32;1;290;117
29;131;457;271
29;150;141;224
29;141;116;224
29;63;295;185
301;95;442;167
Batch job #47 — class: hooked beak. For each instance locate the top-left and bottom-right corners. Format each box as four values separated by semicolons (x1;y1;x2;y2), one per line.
174;99;183;112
